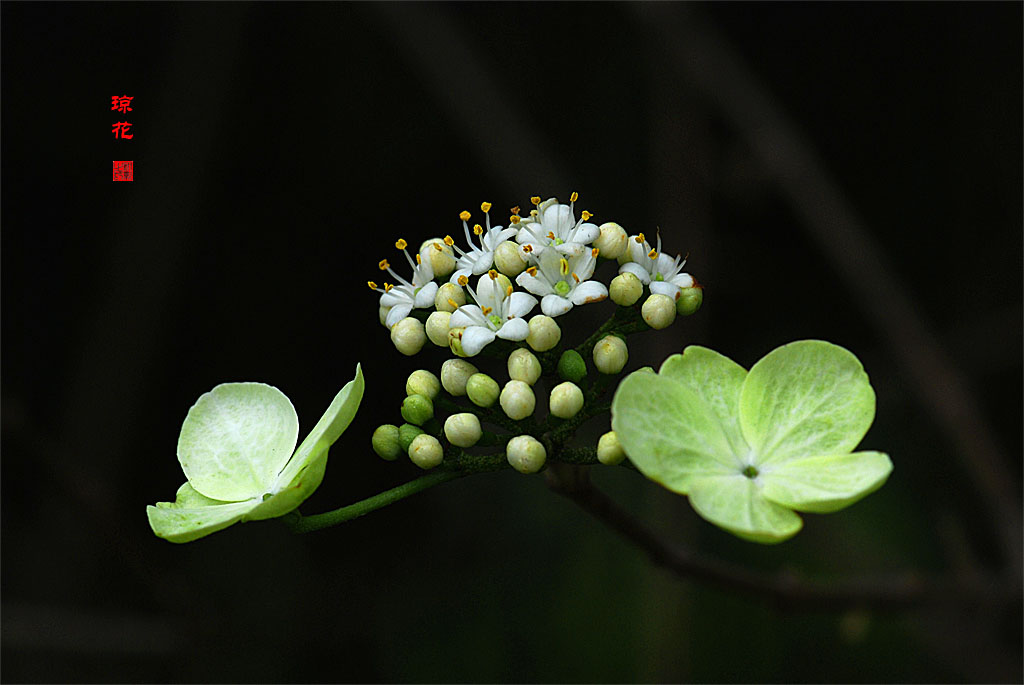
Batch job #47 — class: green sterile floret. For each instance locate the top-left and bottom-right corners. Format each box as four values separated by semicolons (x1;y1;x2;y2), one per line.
609;272;643;306
441;358;479;396
500;380;536;420
641;293;676;329
444;413;483;448
549;381;585;419
401;393;434;426
391;317;427;355
593;335;629;374
466;373;500;408
526;315;561;352
425;311;452;347
508;348;542;385
506;435;547;474
397;423;425;452
676;284;703;316
372;424;402;461
408;433;444;469
557;349;587;383
406;369;441;400
597;431;626;466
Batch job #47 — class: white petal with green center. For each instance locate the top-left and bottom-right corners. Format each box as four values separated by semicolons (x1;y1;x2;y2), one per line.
740;340;875;466
147;482;259;543
687;475;803;543
760;451;892;513
177;383;298;501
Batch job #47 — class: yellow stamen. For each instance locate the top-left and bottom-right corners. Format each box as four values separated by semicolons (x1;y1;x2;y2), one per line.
592;247;600;257
547;231;556;241
488;269;499;280
530;209;538;217
448;298;459;309
635;232;645;244
434;242;443;251
459;210;471;221
510;215;521;224
395;238;407;250
522;244;533;253
443;235;455;246
473;224;483;235
526;266;538;277
384;283;394;292
457;275;469;286
416;253;422;264
511;205;521;215
581;210;592;221
506;285;513;297
482;306;493;315
378;259;390;270
648;248;658;260
367;281;378;290
530;196;541;205
480;201;492;213
570;191;579;202
572;272;580;284
559;258;570;276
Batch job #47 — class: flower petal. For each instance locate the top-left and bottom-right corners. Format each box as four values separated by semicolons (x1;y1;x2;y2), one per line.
414;282;438;308
385;303;412;329
619;262;651;284
569;280;608;306
686;475;803;543
540;294;573;317
669;273;695;289
650;281;681;298
460;326;496;356
760;451;892;514
516;271;554;297
471;251;494;274
148;483;259;543
571;222;601;245
449;268;472;285
450;305;485;328
495;317;529;341
507;291;538;318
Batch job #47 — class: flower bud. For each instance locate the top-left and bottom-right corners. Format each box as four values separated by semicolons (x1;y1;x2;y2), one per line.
379;305;391;328
398;423;425;452
526;315;561;352
441;359;479;396
597;431;626;466
420;238;457;279
642;293;676;329
675;285;703;316
391;317;426;356
444;412;483;448
507;348;541;385
557;349;587;383
466;372;500;408
549;381;584;419
609;272;643;306
493;272;513;295
372;424;402;461
408;433;444;469
425;310;452;347
494;240;528;277
593;222;628;260
406;369;441;400
448;326;468;357
506;435;547;474
593;335;628;374
401;393;434;426
434;282;466;313
500;380;536;420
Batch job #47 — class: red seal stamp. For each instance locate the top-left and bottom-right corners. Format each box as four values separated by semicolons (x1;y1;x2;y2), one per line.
113;160;133;182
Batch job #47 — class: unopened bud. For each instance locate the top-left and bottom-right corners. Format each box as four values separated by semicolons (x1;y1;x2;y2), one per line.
425;310;452;347
408;433;444;469
549;381;584;419
642;293;676;329
507;348;542;385
597;431;626;465
609;272;643;306
420;238;457;278
379;305;391;328
593;335;628;374
391;317;426;356
397;423;425;452
506;435;547;474
526;315;561;352
448;326;468;357
676;285;703;316
444;412;483;448
401;393;434;426
372;424;402;461
494;240;528;277
500;380;536;420
593;222;628;260
434;282;466;313
406;369;441;400
441;359;478;396
466;373;500;408
557;349;587;383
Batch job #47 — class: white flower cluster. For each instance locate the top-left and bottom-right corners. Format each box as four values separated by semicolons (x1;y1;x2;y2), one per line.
371;193;700;357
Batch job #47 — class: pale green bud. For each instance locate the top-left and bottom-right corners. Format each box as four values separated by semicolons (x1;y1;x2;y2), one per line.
440;359;479;396
406;369;441;400
434;282;466;313
593;222;628;260
676;285;703;316
609;272;643;306
425;310;452;347
444;412;483;448
500;380;536;420
549;381;584;419
391;317;426;356
494;240;528;277
526;315;561;352
506;435;547;474
401;393;434;426
642;293;676;329
372;424;402;461
466;373;500;408
557;349;587;383
398;423;424;452
507;348;541;385
448;326;468;357
597;431;626;466
420;238;457;279
379;305;391;328
593;335;628;374
408;433;444;469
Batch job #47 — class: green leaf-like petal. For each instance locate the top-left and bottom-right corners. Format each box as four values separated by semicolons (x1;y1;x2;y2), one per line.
612;371;740;494
177;383;299;501
739;341;875;466
687;475;803;543
147;482;259;543
760;451;893;513
244;450;329;521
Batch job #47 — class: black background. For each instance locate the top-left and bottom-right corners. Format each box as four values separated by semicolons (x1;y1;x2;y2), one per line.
2;2;1021;682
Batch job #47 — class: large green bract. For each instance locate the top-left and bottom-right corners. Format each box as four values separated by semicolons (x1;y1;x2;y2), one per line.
147;365;365;543
611;341;891;543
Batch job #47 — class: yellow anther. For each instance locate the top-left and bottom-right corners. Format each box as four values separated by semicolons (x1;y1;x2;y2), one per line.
592;247;600;257
367;281;378;290
448;298;459;309
457;275;469;286
530;209;538;217
522;244;533;253
526;266;538;277
510;215;521;224
443;235;455;246
581;210;592;221
635;232;645;243
416;253;422;264
506;285;514;297
384;283;394;292
434;242;443;251
488;269;499;280
511;205;521;215
378;259;390;270
530;196;541;205
648;248;658;260
473;224;484;235
572;272;580;284
570;191;579;202
482;306;493;315
459;210;472;221
559;258;570;276
481;201;492;213
547;231;556;241
395;238;408;250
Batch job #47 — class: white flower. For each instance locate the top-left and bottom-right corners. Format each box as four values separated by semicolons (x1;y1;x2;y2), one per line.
369;239;439;328
515;246;608;317
618;232;694;299
515;193;601;259
449;271;538;356
447;203;519;284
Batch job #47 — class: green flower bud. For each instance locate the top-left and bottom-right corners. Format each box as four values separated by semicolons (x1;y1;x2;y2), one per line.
466;372;500;408
526;315;561;352
506;435;547;474
597;431;626;466
443;412;483;448
507;348;542;385
593;335;628;374
494;240;528;277
641;293;676;329
448;326;468;357
500;380;536;420
593;222;628;260
372;424;402;461
609;272;643;306
406;369;441;400
398;423;425;452
420;238;457;279
408;433;444;469
434;282;466;313
391;317;426;356
557;349;587;383
549;381;584;419
675;285;703;316
379;305;391;329
425;310;452;347
637;366;655;374
441;359;479;396
401;393;434;426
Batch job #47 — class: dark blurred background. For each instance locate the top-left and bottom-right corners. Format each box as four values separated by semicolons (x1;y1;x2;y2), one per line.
2;2;1021;682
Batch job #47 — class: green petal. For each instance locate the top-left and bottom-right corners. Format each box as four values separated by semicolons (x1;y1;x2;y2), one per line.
687;475;803;543
611;371;740;495
760;451;893;513
177;383;299;501
659;346;750;457
147;482;259;543
244;450;329;521
739;340;875;466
